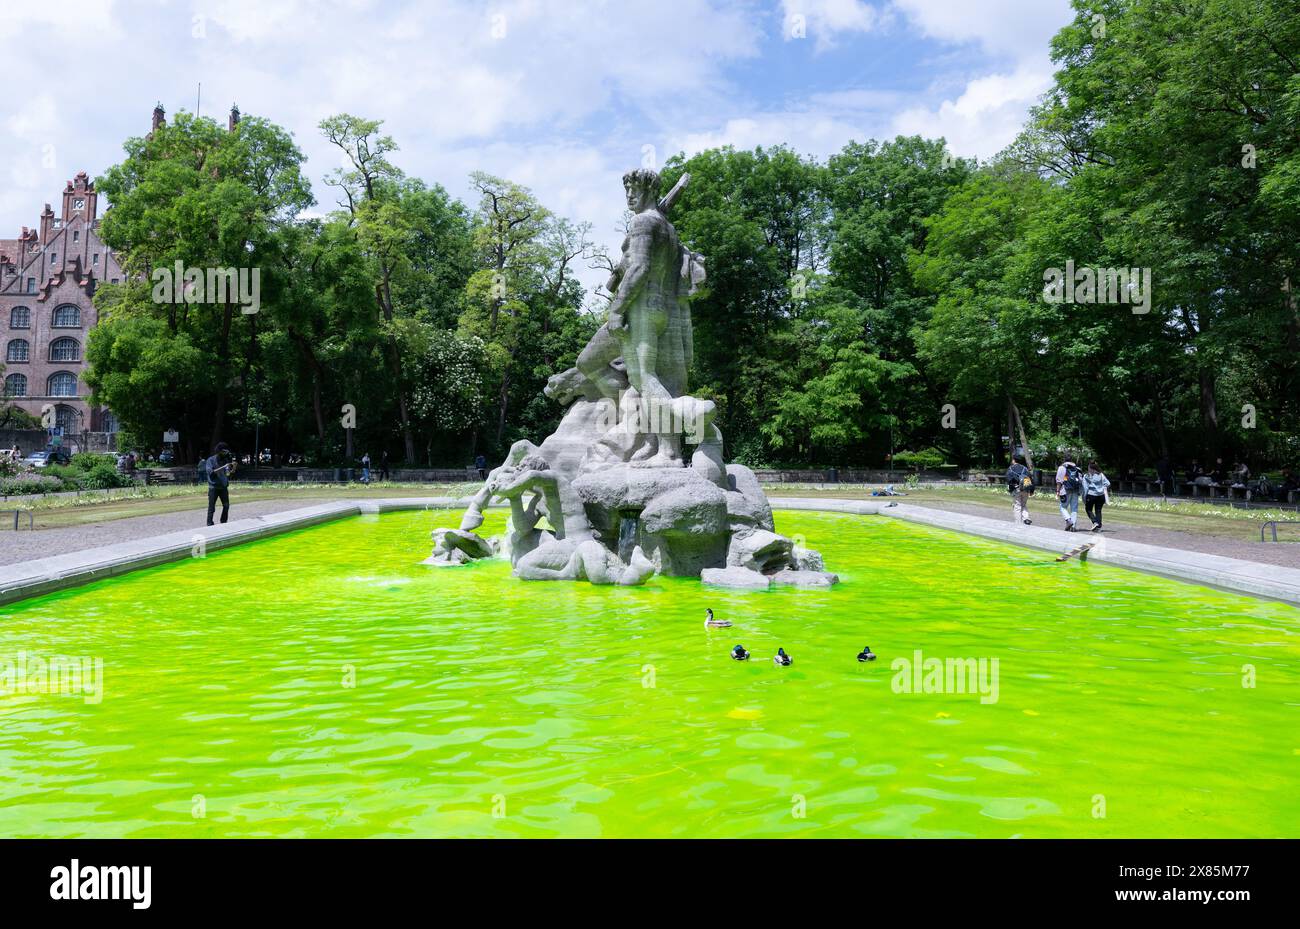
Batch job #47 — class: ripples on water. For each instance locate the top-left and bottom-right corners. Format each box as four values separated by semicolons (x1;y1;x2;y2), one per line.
0;510;1296;837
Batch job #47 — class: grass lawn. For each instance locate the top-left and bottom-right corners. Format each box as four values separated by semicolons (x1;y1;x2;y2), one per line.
765;482;1300;543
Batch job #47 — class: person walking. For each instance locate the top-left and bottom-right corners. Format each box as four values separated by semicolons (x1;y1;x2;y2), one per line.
1006;454;1034;526
204;442;236;526
1155;454;1173;498
360;452;372;485
1082;460;1111;532
475;453;487;480
378;450;390;482
1055;458;1083;531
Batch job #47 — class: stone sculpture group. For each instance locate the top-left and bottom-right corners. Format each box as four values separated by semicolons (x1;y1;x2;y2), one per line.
424;168;837;590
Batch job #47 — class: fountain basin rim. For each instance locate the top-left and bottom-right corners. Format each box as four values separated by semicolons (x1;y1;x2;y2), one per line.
1;496;1298;608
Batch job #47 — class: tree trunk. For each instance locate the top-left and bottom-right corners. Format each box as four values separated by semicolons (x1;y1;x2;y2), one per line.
290;330;327;441
210;298;235;447
495;365;511;447
1151;380;1169;459
1008;395;1033;471
1199;368;1219;453
376;270;416;463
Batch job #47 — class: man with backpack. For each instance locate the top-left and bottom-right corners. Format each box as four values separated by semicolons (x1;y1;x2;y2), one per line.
1055;458;1084;531
1006;454;1034;526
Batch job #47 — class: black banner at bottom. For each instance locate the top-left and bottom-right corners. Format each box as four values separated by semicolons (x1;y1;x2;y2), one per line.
0;838;1287;915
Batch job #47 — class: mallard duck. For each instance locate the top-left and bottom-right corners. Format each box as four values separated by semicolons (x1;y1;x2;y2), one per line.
704;608;731;628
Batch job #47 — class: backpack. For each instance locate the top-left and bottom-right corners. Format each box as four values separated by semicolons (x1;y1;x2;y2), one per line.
1008;463;1033;494
1064;464;1083;494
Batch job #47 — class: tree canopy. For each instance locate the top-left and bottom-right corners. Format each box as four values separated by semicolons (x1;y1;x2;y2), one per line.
85;0;1300;476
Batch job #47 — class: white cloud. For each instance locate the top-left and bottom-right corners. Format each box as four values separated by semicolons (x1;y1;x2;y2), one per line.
0;0;1073;298
881;0;1073;158
781;0;886;50
890;63;1054;159
890;0;1074;58
671;111;881;160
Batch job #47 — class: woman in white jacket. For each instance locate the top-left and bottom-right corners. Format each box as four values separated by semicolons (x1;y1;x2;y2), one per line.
1082;461;1111;532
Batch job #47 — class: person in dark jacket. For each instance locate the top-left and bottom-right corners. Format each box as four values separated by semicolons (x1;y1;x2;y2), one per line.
1006;454;1033;526
1155;455;1173;498
205;442;236;526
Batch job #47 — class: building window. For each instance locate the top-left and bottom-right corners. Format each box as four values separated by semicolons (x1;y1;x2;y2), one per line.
3;374;26;398
55;404;78;434
26;278;35;293
52;305;80;328
6;339;29;363
10;306;30;329
50;337;80;362
93;253;99;266
73;230;79;242
50;252;58;266
48;372;78;397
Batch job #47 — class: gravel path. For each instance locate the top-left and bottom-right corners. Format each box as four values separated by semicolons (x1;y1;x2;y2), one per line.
3;493;1297;570
0;498;334;567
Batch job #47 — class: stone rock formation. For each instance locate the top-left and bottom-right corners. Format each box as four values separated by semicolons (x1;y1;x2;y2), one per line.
424;169;833;589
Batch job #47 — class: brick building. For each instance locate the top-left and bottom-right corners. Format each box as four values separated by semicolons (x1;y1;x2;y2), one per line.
1;171;123;443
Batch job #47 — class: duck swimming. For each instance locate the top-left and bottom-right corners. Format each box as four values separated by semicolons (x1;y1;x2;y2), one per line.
704;608;732;629
773;647;792;667
731;644;750;661
857;646;876;662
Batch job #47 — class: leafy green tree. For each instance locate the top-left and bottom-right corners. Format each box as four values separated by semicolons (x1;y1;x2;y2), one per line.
93;109;312;460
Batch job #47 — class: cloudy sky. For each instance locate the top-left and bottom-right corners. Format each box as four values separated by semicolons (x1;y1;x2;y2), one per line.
1;0;1075;291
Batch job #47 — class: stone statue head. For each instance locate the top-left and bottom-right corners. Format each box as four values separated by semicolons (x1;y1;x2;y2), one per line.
622;168;661;213
545;366;595;405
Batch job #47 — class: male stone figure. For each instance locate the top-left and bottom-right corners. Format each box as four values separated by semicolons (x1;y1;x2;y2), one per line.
579;168;714;467
422;167;834;589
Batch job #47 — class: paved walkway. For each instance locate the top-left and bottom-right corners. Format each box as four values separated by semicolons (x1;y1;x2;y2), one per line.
877;496;1300;569
0;498;335;567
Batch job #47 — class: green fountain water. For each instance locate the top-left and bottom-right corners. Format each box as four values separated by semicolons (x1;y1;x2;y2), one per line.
0;509;1296;837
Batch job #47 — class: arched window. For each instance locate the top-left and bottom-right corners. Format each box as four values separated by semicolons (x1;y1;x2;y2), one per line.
10;306;29;329
49;337;80;362
47;371;77;397
55;404;78;434
3;373;26;397
6;339;29;363
52;304;80;328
